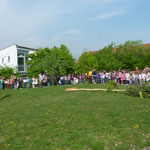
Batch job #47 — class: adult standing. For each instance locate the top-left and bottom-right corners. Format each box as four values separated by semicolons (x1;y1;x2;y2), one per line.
88;70;92;83
39;73;43;87
92;69;97;84
26;76;30;88
0;76;3;90
23;78;26;88
10;77;14;89
18;77;23;89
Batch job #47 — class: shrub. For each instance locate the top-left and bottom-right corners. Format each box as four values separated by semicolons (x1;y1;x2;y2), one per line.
0;66;14;78
126;82;150;98
106;80;118;92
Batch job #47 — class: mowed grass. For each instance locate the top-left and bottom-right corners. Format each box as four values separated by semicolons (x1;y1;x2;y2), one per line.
0;84;150;150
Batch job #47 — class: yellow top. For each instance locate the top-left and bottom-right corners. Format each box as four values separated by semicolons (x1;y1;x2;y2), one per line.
88;71;92;77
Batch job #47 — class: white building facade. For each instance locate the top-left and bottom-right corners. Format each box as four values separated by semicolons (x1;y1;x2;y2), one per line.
0;44;36;75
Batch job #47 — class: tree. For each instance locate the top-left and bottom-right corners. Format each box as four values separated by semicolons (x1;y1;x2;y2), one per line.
0;66;15;78
27;45;75;76
95;43;118;71
115;41;147;70
93;40;150;71
77;51;98;74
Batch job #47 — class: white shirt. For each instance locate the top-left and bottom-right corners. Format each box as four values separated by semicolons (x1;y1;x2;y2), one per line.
126;73;130;80
23;79;26;83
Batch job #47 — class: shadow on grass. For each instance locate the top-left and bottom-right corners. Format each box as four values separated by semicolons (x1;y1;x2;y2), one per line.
0;94;11;100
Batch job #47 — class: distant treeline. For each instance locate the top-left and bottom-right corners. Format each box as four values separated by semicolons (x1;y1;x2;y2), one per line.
76;40;150;73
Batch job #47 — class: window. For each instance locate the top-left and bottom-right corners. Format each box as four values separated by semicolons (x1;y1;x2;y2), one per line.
18;57;25;71
8;56;10;63
2;58;4;64
17;49;29;57
17;49;29;72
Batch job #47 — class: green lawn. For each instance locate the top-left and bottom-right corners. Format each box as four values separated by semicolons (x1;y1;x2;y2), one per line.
0;84;150;150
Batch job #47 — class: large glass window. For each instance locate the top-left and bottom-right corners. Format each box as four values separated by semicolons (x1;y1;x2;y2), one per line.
17;49;29;72
17;49;29;57
18;57;24;71
18;57;24;65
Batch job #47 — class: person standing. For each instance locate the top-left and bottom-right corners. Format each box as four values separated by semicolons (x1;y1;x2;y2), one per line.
92;69;97;84
6;78;10;89
121;71;124;84
0;76;3;90
97;71;101;84
13;76;17;89
68;74;71;85
18;77;23;89
35;77;38;88
88;70;92;83
64;75;67;85
126;71;130;85
43;76;47;87
39;73;43;87
32;76;35;88
23;78;26;88
10;77;14;89
26;76;30;88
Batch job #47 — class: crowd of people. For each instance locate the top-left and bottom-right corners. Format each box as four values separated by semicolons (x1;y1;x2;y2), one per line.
0;67;150;90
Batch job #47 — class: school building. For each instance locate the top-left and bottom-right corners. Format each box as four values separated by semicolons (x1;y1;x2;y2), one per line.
0;44;36;75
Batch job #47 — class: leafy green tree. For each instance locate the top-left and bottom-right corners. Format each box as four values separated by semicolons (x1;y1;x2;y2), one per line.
27;45;75;76
115;41;148;70
77;51;98;74
95;43;118;71
0;66;15;78
93;40;150;71
144;47;150;67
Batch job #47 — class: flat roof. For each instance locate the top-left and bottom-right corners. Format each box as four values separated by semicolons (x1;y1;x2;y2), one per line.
0;44;36;51
16;45;36;51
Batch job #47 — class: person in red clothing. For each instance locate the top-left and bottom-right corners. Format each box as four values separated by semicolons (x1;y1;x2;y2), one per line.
6;78;10;89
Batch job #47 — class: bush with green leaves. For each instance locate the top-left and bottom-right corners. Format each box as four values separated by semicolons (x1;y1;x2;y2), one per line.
106;80;118;92
0;66;16;78
126;82;150;98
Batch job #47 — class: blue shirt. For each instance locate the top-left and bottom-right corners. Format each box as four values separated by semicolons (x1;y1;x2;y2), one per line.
26;78;30;83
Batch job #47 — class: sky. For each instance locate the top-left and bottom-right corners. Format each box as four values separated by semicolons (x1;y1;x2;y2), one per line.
0;0;150;58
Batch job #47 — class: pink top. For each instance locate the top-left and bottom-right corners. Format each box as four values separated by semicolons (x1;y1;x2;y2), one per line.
121;73;126;81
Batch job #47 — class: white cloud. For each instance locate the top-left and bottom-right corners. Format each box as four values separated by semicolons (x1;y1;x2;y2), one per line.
64;28;82;36
93;11;123;20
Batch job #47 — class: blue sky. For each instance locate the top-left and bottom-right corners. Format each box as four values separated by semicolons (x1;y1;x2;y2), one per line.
0;0;150;58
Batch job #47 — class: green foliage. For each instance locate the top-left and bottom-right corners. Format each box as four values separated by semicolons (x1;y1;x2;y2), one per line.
140;82;150;95
27;40;150;75
76;51;98;74
126;83;141;97
115;41;147;70
126;82;150;98
89;40;150;71
95;43;118;71
106;80;118;92
0;66;16;78
27;45;75;76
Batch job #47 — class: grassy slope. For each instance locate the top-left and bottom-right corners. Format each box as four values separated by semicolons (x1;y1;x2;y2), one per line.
0;84;150;150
